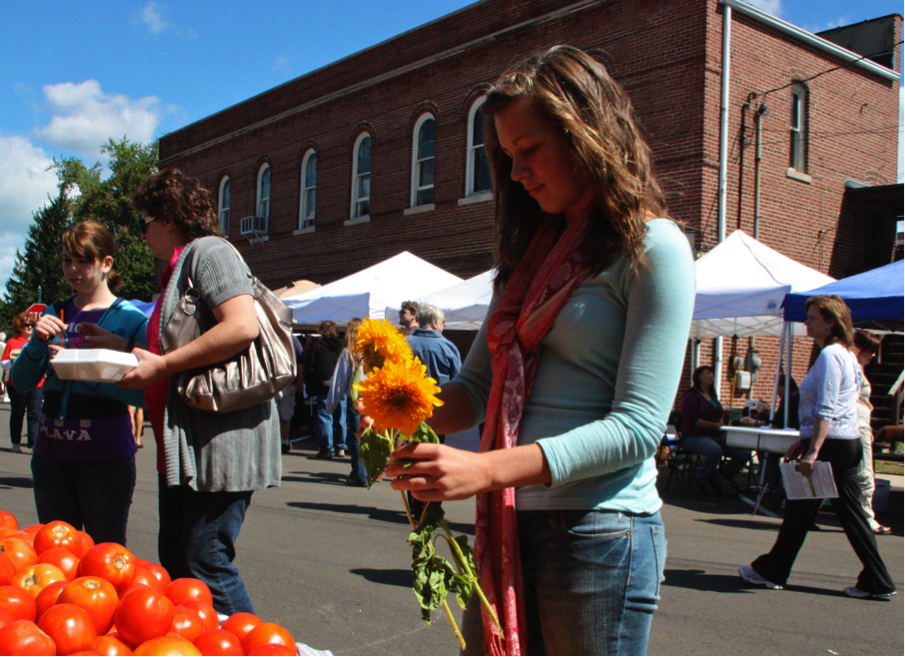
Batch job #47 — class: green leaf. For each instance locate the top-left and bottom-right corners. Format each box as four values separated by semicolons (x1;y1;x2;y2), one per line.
408;421;441;444
453;534;477;576
453;572;477;609
358;427;392;487
412;552;457;624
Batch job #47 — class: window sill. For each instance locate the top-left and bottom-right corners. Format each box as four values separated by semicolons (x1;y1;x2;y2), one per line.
344;215;371;226
786;168;812;184
458;192;493;206
404;204;435;216
240;234;269;243
293;226;315;236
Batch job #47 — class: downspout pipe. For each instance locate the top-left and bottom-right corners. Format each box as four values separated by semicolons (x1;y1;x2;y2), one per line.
714;2;732;397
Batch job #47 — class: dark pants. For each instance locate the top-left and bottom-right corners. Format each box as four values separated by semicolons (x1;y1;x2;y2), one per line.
8;385;42;447
31;454;136;545
345;401;366;484
751;438;895;594
157;474;255;615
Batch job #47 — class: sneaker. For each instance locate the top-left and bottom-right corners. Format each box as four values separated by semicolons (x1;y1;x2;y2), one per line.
10;445;22;453
739;566;783;590
281;442;292;454
844;586;896;600
345;476;367;488
314;450;333;460
334;449;346;457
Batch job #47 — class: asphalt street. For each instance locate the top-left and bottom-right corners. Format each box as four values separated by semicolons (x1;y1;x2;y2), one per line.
0;404;901;656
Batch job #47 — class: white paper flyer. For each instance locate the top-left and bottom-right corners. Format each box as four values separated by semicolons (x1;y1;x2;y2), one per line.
780;461;838;500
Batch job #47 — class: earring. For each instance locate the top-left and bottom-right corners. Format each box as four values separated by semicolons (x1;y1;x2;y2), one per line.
825;330;832;338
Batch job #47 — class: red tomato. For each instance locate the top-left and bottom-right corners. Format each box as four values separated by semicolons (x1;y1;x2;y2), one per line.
69;651;103;656
221;611;262;642
0;585;38;622
79;544;137;592
0;619;56;655
0;528;13;541
21;525;44;537
0;512;18;532
166;578;213;607
60;576;120;635
78;531;96;557
133;567;166;594
0;553;16;586
11;563;67;598
38;603;98;655
34;580;68;620
33;520;83;556
0;609;15;628
93;634;135;655
193;628;243;656
0;536;38;571
37;546;80;581
6;531;36;546
249;644;296;656
133;636;202;656
136;562;170;593
114;586;175;647
179;600;218;632
171;606;204;642
241;623;294;655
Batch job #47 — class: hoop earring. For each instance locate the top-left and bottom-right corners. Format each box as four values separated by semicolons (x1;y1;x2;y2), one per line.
825;330;832;338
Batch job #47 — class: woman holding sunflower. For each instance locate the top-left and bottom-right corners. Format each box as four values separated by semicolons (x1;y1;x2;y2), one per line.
382;46;695;656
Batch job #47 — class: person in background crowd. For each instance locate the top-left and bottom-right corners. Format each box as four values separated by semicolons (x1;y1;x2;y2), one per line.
4;313;44;452
851;330;890;536
740;296;896;600
279;333;305;454
407;304;461;386
121;168;281;615
398;300;420;336
0;332;8;403
128;405;145;448
380;46;695;655
326;319;367;487
761;374;800;506
11;220;147;545
305;320;346;459
680;365;750;497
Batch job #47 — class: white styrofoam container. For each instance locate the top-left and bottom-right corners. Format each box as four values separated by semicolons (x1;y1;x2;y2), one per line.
51;348;139;382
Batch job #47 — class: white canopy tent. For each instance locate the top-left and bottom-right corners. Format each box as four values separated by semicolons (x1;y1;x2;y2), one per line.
691;230;835;339
385;269;494;330
283;251;462;328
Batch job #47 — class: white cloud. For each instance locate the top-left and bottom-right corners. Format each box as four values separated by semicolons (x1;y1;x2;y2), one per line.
0;135;59;288
36;80;161;162
139;2;169;34
746;0;782;17
273;55;293;76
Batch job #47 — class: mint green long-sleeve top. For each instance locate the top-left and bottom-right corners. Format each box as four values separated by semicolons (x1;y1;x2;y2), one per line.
455;219;695;514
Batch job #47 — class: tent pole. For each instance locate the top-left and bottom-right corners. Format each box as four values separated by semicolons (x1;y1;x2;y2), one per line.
784;323;792;428
769;323;786;423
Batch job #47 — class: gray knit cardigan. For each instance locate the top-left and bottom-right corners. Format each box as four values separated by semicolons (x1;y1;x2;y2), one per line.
158;236;281;492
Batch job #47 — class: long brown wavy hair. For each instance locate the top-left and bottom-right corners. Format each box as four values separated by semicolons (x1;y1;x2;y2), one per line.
131;169;222;241
482;45;668;292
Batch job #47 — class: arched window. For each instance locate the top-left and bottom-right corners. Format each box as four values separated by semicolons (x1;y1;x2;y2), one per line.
256;164;271;218
411;115;435;207
789;84;807;172
351;134;371;219
218;177;230;234
300;150;316;230
465;96;491;197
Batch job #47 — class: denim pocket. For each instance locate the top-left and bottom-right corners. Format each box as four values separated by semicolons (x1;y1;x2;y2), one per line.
562;509;631;539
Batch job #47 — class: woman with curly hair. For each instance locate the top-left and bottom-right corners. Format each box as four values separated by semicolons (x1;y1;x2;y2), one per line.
382;46;695;655
119;168;281;615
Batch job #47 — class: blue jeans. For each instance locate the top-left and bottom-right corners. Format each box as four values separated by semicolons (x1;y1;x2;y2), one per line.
462;509;666;655
345;400;366;484
32;454;135;545
683;434;749;484
8;386;42;447
315;394;346;452
157;475;255;615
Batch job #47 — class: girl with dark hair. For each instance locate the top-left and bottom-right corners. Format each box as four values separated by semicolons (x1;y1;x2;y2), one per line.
680;365;750;496
3;312;43;452
380;46;695;655
11;220;147;545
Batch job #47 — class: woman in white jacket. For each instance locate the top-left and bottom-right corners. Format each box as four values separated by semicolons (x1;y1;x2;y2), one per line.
326;319;366;487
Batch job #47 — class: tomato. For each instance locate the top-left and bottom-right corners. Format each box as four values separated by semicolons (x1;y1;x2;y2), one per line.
0;553;16;587
179;600;218;632
91;636;132;657
0;619;56;655
37;546;80;581
79;531;96;557
133;636;202;656
249;644;296;656
34;580;68;620
0;585;38;622
192;629;243;656
11;563;67;598
79;544;137;592
0;609;15;628
38;602;97;654
241;623;294;655
133;568;166;594
166;578;213;607
0;536;38;571
33;520;83;556
0;511;18;532
136;562;170;593
5;532;36;547
171;606;204;642
60;576;120;635
93;634;135;655
114;586;175;647
221;611;262;642
21;525;44;538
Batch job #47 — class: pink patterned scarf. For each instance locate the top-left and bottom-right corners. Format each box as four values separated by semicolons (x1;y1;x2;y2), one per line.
475;213;589;655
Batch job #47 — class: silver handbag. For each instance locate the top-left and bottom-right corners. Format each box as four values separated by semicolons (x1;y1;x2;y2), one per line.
160;239;297;413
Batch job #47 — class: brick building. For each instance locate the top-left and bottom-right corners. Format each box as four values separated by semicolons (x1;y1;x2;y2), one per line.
158;0;902;408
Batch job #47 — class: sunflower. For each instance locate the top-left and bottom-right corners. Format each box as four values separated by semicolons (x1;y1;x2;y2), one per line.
357;357;443;437
354;317;412;371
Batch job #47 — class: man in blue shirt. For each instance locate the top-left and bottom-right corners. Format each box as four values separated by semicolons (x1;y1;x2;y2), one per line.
406;304;461;385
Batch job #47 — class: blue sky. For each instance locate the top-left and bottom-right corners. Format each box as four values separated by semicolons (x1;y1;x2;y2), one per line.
1;0;902;290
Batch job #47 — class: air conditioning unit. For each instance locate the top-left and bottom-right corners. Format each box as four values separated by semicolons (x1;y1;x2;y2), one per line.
240;216;268;244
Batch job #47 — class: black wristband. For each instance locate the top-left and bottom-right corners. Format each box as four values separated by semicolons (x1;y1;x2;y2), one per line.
126;339;136;353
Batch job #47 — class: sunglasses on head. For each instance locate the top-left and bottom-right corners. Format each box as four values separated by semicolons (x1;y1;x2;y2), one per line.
138;215;156;234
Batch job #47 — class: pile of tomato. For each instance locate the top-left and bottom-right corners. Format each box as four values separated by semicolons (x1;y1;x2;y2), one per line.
0;511;296;656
